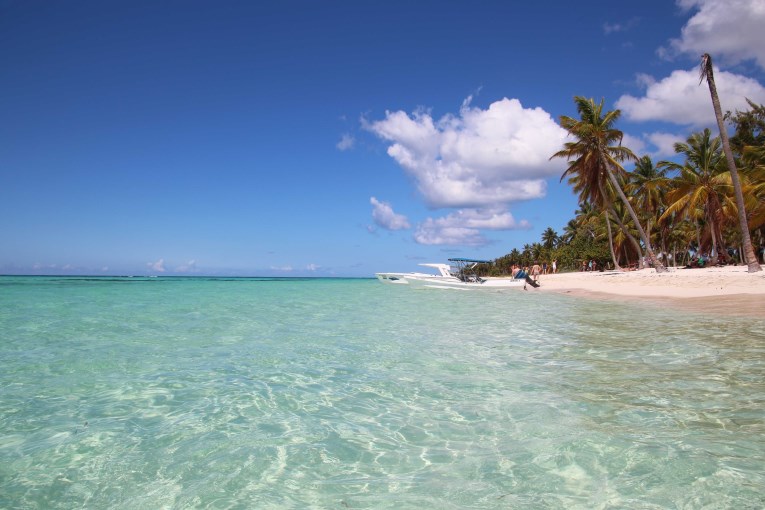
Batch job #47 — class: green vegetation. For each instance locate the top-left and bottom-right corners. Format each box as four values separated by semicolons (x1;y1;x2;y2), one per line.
486;94;765;276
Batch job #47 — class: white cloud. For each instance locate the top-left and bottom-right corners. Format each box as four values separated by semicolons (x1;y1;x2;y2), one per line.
414;221;487;246
147;258;166;272
661;0;765;70
616;68;765;127
336;133;355;151
176;260;197;273
621;133;646;156
622;131;685;159
370;197;411;230
306;263;320;271
603;17;640;35
645;132;686;158
270;265;293;272
413;208;530;246
365;97;568;209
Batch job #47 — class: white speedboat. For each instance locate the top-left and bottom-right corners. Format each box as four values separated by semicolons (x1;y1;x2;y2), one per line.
376;258;532;290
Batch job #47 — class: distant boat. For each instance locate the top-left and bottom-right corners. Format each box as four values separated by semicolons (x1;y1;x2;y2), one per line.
376;258;532;290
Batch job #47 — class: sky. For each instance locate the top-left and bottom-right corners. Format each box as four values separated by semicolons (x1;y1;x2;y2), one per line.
2;0;765;277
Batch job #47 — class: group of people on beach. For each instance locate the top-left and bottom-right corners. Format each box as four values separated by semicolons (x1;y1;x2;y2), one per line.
511;259;557;283
581;259;599;272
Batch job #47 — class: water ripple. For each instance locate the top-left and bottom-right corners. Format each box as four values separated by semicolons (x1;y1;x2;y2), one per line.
0;277;763;508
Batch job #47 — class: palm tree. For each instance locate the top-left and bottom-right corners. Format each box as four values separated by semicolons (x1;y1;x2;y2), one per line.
700;54;761;272
609;199;644;267
603;209;621;270
630;156;668;247
541;227;559;250
658;129;736;263
530;242;543;262
742;147;765;233
551;96;667;272
561;219;579;244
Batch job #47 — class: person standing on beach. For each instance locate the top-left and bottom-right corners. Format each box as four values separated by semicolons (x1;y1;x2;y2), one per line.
552;259;557;274
531;261;541;283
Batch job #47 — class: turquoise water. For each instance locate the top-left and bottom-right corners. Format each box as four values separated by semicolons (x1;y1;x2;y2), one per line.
1;276;764;509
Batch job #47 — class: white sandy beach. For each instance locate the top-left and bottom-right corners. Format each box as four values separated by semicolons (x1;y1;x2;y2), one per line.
530;265;765;317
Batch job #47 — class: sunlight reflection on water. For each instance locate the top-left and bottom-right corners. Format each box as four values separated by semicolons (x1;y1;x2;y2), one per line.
1;277;763;508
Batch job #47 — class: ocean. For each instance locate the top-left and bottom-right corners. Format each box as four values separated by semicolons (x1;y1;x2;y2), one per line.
1;276;763;509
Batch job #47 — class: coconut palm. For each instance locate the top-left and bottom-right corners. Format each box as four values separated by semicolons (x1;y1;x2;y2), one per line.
658;129;737;263
700;54;761;271
551;96;666;272
629;156;668;247
561;133;645;268
541;227;559;250
561;219;579;244
603;209;621;270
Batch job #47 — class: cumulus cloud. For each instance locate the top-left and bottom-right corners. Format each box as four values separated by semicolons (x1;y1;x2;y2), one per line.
645;132;686;158
147;258;166;272
615;68;765;127
661;0;765;70
414;222;487;246
365;97;568;209
370;197;411;230
621;133;647;157
413;208;530;246
336;133;355;151
622;131;685;159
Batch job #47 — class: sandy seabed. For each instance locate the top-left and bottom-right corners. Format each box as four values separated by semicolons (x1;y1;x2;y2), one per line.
530;265;765;318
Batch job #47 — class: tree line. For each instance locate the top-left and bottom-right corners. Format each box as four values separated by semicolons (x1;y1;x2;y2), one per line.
486;56;765;275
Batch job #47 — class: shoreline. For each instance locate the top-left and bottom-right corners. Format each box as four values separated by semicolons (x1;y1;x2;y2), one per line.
527;265;765;318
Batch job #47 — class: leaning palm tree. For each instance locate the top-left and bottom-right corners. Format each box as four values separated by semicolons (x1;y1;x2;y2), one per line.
551;96;667;272
700;54;761;272
565;172;631;268
603;209;621;270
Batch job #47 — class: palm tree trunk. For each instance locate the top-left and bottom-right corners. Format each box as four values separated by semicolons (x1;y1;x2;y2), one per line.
701;54;761;272
601;154;667;272
597;180;640;269
672;243;677;269
604;210;621;270
608;204;644;268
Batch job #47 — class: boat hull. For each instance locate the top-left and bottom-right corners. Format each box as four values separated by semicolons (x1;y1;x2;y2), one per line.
375;273;525;290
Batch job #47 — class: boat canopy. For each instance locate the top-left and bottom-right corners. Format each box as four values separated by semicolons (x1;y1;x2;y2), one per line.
448;258;492;264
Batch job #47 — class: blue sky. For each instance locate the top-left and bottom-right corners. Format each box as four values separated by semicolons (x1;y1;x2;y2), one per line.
3;0;765;276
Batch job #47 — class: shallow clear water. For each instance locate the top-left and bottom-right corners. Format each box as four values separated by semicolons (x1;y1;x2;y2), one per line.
1;276;764;509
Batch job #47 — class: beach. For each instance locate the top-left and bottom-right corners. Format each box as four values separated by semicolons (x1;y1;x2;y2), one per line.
532;264;765;317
